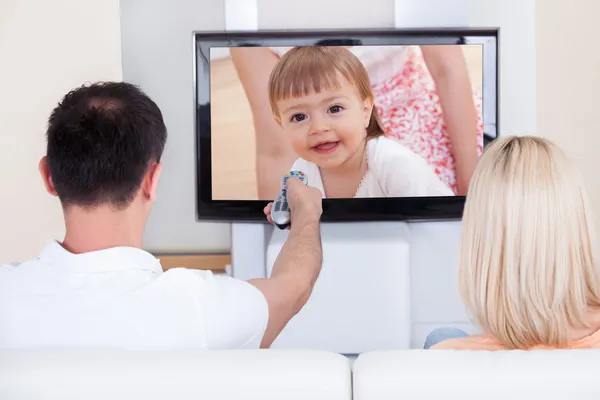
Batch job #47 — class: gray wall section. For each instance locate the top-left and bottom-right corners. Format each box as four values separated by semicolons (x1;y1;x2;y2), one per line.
120;0;231;252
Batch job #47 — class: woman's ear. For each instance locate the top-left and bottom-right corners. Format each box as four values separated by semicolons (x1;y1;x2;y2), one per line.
38;156;58;197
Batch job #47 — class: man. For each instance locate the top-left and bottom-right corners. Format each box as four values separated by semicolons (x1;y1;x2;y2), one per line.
0;82;323;349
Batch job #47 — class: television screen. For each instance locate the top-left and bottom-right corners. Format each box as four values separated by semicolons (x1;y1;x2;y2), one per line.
194;28;498;222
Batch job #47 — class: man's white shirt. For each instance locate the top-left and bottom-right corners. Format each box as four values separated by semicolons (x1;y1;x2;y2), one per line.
0;241;269;349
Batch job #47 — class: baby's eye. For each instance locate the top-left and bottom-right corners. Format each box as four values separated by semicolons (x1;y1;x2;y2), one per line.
328;105;343;114
290;113;307;123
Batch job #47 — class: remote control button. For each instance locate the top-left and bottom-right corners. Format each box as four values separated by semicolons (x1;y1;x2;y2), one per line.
274;201;281;212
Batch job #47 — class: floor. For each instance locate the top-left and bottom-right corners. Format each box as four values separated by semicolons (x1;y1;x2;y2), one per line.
209;56;259;201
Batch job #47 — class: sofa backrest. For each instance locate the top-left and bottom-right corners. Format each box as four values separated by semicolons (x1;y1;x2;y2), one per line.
3;349;600;400
0;349;352;400
353;349;600;400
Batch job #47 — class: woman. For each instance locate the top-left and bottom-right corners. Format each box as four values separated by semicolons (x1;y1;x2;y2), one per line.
426;136;600;350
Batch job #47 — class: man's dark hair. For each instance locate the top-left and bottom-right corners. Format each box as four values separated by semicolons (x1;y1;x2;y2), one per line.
46;81;167;209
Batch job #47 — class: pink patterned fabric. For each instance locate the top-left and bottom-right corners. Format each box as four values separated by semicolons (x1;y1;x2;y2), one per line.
371;47;484;194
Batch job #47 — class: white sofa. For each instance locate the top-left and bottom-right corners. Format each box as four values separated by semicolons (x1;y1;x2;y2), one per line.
2;349;600;400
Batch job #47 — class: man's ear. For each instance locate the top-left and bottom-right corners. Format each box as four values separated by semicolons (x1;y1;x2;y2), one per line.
38;156;58;197
143;162;163;202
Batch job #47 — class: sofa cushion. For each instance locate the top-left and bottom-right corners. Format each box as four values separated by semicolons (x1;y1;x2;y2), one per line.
353;349;600;400
0;349;352;400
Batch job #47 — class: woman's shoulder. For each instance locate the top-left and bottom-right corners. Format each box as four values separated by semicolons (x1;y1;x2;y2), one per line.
430;334;507;350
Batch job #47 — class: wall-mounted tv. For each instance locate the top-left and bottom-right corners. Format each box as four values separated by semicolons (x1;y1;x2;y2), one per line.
194;28;498;222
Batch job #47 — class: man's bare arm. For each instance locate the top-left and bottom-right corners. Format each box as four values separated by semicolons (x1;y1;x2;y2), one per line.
248;215;322;348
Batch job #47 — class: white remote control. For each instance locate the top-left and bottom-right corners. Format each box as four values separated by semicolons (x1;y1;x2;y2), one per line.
270;170;308;230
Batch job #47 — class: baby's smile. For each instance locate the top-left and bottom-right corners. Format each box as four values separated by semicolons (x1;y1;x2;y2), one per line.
311;140;340;154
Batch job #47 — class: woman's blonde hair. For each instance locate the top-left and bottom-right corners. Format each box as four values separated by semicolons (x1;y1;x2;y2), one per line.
267;46;384;138
459;135;600;349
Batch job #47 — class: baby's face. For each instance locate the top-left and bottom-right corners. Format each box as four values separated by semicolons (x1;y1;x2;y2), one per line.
275;74;372;170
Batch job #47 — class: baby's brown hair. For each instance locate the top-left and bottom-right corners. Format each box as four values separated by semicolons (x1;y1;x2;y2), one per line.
267;46;384;138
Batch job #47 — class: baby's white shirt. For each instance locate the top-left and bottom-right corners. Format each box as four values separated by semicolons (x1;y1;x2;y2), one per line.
290;136;453;198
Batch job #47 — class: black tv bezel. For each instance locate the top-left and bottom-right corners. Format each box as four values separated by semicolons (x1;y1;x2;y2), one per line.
193;27;499;223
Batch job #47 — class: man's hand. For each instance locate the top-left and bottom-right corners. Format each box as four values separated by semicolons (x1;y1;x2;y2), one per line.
263;177;322;227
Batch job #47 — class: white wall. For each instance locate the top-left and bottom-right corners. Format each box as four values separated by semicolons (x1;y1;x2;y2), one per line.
0;0;122;263
536;0;600;238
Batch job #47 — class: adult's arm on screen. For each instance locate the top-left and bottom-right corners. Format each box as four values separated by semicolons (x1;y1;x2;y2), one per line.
229;47;296;200
421;45;479;196
247;217;322;348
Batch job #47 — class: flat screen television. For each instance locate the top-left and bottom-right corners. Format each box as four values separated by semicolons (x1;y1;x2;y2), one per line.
194;28;498;223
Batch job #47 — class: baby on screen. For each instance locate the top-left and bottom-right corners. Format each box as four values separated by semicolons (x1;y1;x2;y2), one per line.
266;46;453;198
